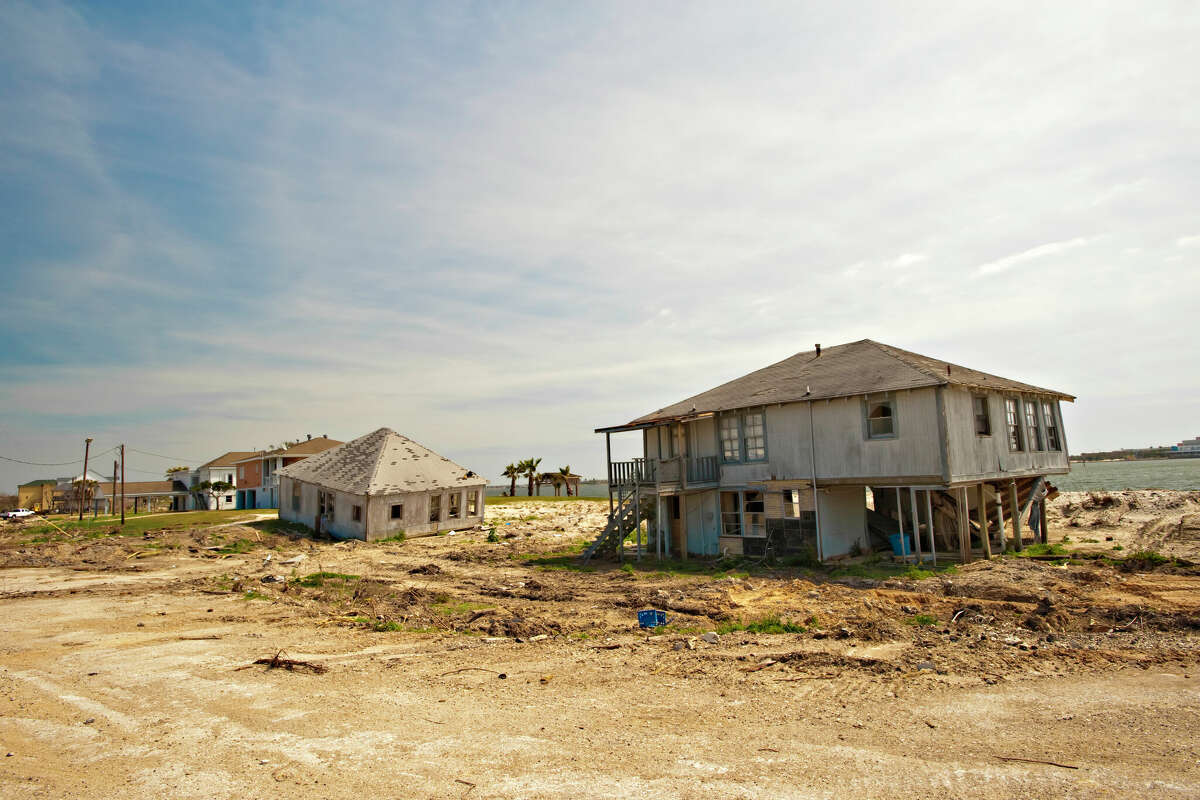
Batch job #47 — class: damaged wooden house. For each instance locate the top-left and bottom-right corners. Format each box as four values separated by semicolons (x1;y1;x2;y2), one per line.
587;339;1073;563
277;427;487;540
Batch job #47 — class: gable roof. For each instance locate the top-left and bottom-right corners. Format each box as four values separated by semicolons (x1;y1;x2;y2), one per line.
282;436;342;456
599;339;1074;432
19;479;57;487
198;451;259;469
276;428;484;495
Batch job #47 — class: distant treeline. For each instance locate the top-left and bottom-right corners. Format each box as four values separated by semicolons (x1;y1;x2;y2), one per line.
1074;447;1176;462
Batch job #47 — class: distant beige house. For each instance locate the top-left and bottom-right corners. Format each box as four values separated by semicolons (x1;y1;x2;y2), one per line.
277;428;486;540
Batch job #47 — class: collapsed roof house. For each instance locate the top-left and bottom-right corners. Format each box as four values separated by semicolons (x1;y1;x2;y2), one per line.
277;427;487;541
588;339;1074;564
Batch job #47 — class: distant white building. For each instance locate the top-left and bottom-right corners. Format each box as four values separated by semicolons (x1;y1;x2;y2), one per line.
1175;436;1200;453
277;428;487;541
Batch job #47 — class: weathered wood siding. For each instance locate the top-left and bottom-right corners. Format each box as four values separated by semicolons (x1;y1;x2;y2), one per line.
942;387;1069;482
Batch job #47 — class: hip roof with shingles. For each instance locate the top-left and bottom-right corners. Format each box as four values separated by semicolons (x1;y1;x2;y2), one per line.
600;339;1074;432
276;428;485;496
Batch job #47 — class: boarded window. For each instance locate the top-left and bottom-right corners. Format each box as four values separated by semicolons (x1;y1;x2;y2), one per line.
784;488;801;517
390;503;403;520
866;394;895;438
429;494;441;523
467;491;478;516
291;481;300;512
1024;399;1043;451
1006;398;1024;451
973;395;991;436
448;492;461;519
1042;402;1061;451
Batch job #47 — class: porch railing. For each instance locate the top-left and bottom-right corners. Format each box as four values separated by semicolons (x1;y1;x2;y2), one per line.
687;455;719;484
609;458;655;487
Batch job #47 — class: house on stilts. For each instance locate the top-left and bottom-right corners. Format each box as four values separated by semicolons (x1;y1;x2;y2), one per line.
585;339;1073;564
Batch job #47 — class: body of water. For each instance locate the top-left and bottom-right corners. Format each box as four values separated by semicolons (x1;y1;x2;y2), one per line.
1056;458;1200;492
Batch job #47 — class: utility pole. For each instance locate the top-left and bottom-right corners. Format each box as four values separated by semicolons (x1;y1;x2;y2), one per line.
112;460;118;517
120;444;126;525
79;437;93;521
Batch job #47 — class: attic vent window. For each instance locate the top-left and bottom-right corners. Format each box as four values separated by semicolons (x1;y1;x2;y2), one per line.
864;393;896;439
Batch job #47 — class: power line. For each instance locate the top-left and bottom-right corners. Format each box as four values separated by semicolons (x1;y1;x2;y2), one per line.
0;445;117;468
126;447;205;463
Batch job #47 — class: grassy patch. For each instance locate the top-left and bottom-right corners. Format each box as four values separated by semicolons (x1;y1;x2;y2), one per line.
376;531;406;543
485;496;607;505
716;616;807;635
432;600;494;616
905;613;938;627
242;590;271;601
295;571;360;588
216;538;256;554
1014;543;1069;557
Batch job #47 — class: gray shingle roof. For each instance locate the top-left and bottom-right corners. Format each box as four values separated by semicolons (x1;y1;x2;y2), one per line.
601;339;1073;431
276;428;485;495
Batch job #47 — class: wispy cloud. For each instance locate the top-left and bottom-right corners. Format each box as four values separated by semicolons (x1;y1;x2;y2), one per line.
974;237;1092;276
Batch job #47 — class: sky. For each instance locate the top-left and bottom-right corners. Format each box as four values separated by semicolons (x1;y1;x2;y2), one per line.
1;1;1198;492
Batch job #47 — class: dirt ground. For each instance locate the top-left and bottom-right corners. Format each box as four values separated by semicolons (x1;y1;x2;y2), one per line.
1;496;1199;799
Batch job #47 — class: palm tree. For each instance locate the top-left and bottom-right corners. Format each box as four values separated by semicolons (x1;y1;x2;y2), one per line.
502;463;519;497
558;465;573;497
524;457;542;496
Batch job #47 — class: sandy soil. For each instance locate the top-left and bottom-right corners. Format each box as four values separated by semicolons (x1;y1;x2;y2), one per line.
1;497;1199;799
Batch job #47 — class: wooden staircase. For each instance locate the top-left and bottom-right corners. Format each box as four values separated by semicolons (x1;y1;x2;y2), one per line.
580;492;641;563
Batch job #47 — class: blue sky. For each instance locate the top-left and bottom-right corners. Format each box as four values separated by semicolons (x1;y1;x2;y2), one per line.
1;1;1198;490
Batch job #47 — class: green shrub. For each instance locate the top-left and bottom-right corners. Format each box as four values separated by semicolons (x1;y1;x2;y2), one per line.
905;613;938;627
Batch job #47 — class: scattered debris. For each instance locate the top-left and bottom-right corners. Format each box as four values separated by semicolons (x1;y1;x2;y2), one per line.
995;755;1079;770
700;632;720;645
439;667;505;678
236;650;328;674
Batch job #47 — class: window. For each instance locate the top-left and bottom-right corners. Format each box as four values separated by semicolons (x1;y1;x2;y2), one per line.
1042;402;1061;451
1024;399;1043;451
467;491;478;516
226;473;233;484
865;394;895;439
744;491;765;538
743;411;765;461
973;395;991;436
658;425;675;458
352;505;361;522
429;494;441;523
720;491;741;536
448;491;461;519
1005;398;1024;451
318;490;335;521
291;482;300;512
225;495;233;503
719;409;768;463
390;503;403;519
238;466;244;479
784;488;803;517
719;415;740;462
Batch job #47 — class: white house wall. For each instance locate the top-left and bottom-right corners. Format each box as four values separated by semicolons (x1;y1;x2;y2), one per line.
279;476;486;541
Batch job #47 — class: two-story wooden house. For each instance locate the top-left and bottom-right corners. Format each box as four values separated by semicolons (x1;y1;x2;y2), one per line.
589;340;1073;563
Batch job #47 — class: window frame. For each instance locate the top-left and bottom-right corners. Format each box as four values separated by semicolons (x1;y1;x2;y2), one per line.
352;504;362;522
291;481;300;512
467;491;478;516
972;394;992;437
428;493;441;524
1042;401;1062;451
448;491;461;519
1024;397;1044;451
1005;398;1024;452
863;393;898;440
390;503;404;520
718;408;769;464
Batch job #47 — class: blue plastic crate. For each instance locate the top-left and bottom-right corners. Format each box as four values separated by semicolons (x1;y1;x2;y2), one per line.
637;609;667;628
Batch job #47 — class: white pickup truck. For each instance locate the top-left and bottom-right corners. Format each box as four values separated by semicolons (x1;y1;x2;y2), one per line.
1;508;35;519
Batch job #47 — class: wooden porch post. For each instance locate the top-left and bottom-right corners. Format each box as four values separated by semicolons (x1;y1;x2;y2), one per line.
996;492;1006;554
977;483;991;559
895;488;907;559
1039;501;1049;546
1008;480;1022;552
909;487;922;562
957;487;971;563
924;490;936;566
605;432;614;516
